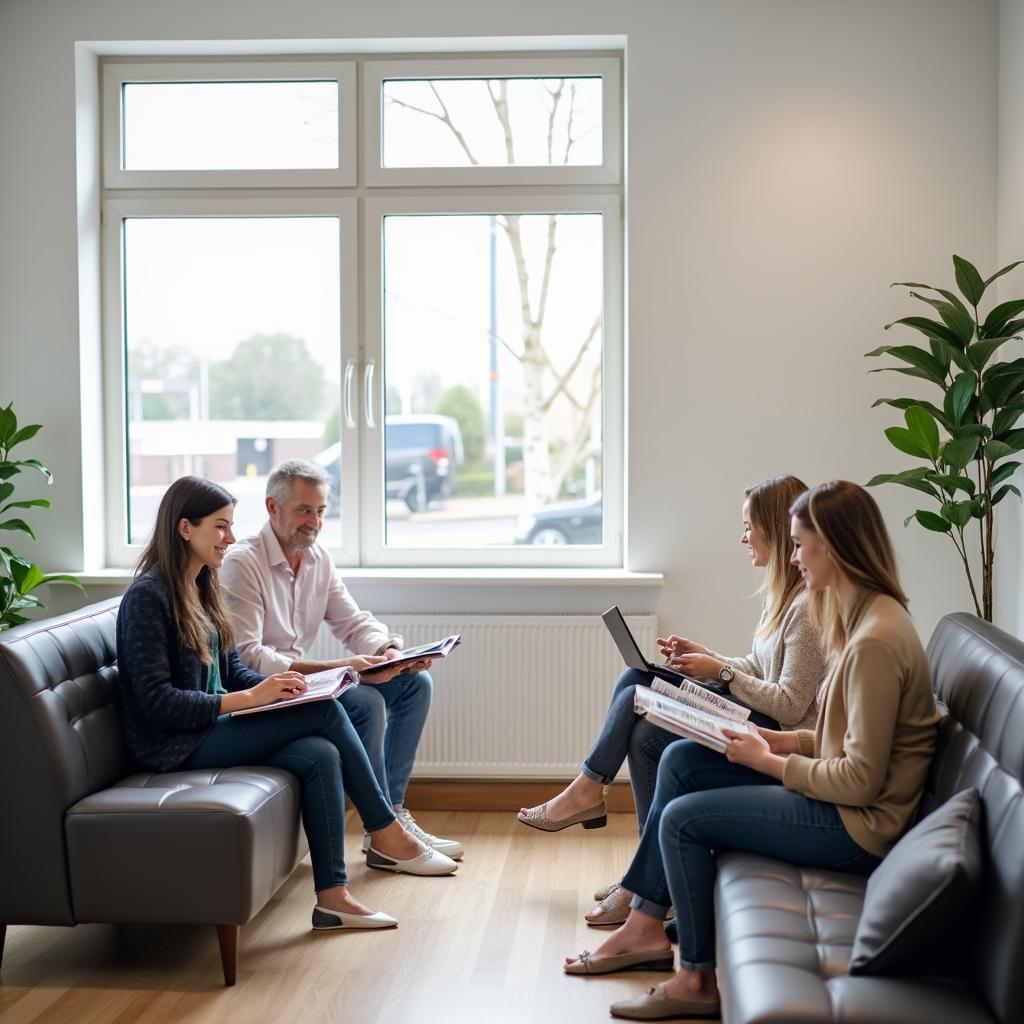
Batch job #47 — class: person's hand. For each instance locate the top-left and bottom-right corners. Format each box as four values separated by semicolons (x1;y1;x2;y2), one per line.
656;634;704;660
722;726;771;770
754;726;800;755
669;653;726;681
346;654;390;674
249;671;308;707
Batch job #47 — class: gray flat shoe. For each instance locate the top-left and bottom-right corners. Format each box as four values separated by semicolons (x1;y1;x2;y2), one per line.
610;982;720;1020
563;947;674;975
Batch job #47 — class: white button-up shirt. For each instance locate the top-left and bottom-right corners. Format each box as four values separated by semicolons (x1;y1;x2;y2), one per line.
220;520;393;675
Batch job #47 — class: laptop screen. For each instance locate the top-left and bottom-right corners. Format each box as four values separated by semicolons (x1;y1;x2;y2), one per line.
601;606;651;673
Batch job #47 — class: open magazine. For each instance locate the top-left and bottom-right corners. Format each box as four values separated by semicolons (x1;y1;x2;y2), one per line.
635;682;754;753
362;635;461;675
228;665;359;717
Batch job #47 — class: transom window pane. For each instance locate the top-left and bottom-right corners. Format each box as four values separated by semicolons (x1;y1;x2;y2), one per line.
122;217;342;546
381;77;602;167
381;213;604;548
122;81;339;170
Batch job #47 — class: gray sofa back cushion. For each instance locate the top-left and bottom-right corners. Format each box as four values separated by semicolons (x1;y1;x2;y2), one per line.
924;613;1024;1024
0;598;123;924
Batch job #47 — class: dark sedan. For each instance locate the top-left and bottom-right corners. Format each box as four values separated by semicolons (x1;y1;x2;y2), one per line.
513;493;603;545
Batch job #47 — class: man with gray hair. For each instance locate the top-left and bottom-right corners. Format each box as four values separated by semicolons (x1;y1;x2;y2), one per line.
221;459;464;870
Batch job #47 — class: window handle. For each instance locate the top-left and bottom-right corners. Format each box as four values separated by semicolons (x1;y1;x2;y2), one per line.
343;359;357;429
363;359;376;429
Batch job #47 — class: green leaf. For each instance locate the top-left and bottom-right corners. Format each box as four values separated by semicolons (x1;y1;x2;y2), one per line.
870;397;952;430
908;292;975;347
16;459;52;483
968;336;1014;372
984;440;1016;462
0;406;16;446
881;317;962;349
982;298;1024;337
944;371;977;427
941;500;975;528
37;573;85;592
953;255;986;305
868;366;947;386
993;484;1023;505
866;344;948;386
954;423;990;440
924;472;976;496
992;461;1021;485
942;435;981;470
885;427;930;460
1001;428;1024;450
15;564;43;596
993;401;1024;437
1;612;32;628
0;483;12;505
6;424;42;449
911;509;952;533
0;498;51;514
983;259;1024;288
866;469;940;499
905;405;940;459
0;466;20;481
0;519;37;542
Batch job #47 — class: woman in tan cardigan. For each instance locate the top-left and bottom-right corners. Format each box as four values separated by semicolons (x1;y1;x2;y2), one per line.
563;481;940;1022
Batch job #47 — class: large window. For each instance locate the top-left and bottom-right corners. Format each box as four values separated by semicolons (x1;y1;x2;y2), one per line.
101;55;622;568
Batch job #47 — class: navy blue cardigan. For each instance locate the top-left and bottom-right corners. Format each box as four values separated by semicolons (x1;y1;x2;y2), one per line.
116;569;265;771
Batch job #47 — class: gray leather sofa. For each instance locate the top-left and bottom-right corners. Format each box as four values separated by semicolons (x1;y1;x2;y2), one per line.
0;598;307;986
716;612;1024;1024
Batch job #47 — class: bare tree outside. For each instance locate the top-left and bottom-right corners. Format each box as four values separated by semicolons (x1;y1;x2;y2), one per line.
385;78;604;506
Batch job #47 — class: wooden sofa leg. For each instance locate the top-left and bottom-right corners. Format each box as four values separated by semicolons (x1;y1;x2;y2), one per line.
1;924;6;974
215;924;238;986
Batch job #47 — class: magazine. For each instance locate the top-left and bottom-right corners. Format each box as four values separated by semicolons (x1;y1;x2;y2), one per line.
649;676;751;722
634;686;755;753
361;635;462;675
228;665;359;717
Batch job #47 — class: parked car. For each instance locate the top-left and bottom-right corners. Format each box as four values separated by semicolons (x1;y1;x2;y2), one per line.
384;415;464;512
514;492;603;545
310;415;465;516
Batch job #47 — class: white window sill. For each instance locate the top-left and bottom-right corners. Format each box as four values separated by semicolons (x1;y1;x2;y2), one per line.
65;568;663;615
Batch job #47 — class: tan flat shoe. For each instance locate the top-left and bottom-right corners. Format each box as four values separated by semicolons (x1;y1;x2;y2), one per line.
609;981;720;1019
517;800;607;832
586;884;632;925
563;947;674;975
593;881;620;901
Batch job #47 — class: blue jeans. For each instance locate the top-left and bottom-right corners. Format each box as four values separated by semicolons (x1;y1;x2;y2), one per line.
183;699;395;893
581;669;779;828
621;740;880;970
340;671;431;807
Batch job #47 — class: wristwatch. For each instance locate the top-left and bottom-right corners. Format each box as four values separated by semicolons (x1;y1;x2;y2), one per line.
718;664;735;687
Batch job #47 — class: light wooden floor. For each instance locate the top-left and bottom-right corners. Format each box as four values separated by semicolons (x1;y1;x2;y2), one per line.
0;811;719;1024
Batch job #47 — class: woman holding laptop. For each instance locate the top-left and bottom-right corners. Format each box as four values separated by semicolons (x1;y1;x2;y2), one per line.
517;475;828;925
116;477;457;935
565;481;939;1022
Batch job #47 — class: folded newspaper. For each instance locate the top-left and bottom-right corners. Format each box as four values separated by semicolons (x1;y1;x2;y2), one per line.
635;679;753;753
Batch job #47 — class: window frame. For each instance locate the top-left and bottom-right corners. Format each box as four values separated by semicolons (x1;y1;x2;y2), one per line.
98;51;623;570
362;193;623;568
102;60;358;189
101;196;361;567
363;56;621;187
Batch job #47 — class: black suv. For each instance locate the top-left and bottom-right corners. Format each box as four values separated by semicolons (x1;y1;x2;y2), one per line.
312;415;464;515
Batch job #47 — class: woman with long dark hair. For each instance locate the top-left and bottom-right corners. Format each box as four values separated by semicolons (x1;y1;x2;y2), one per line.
116;477;456;933
563;482;939;1021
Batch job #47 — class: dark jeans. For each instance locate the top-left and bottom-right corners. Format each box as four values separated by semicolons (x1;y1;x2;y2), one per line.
340;670;431;807
183;699;395;893
621;739;880;970
581;669;779;828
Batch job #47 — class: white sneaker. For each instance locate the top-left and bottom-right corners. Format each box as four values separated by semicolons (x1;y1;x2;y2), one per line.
362;807;465;860
396;806;465;860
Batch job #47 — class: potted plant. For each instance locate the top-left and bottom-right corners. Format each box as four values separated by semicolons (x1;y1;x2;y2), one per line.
866;255;1024;622
0;403;84;629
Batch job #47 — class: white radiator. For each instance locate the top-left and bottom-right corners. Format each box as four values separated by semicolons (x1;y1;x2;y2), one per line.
310;614;657;779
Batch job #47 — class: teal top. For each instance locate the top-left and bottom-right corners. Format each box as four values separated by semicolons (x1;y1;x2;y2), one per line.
204;629;227;695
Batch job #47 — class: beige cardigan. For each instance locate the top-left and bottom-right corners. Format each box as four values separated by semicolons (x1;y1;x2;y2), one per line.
782;591;939;858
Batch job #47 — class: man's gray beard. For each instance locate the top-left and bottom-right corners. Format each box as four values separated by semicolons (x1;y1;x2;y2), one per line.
286;530;318;551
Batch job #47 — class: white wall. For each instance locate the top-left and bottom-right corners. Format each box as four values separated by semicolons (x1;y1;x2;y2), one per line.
998;0;1024;638
0;0;1003;648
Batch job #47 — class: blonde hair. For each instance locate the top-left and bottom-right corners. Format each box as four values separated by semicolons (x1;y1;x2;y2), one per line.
137;476;237;665
746;475;809;640
789;480;908;657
